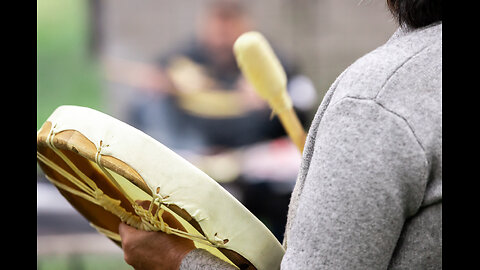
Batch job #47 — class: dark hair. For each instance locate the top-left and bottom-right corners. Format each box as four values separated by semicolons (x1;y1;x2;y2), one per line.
387;0;442;29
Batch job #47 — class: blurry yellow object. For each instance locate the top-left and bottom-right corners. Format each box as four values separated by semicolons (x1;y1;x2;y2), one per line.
233;31;306;152
178;90;248;118
167;57;216;94
167;57;251;118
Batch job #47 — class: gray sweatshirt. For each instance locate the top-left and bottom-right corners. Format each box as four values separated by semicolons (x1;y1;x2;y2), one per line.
180;22;442;270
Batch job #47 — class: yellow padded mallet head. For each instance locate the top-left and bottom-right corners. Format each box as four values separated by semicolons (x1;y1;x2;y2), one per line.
233;31;306;152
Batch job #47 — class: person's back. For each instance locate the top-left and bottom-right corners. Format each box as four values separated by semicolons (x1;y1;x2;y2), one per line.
280;22;442;269
380;23;442;269
363;23;442;269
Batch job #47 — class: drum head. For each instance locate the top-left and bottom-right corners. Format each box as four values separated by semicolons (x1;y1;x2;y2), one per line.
37;106;284;270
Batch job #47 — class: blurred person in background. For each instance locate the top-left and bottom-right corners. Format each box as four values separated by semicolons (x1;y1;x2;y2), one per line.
118;0;442;269
104;0;318;242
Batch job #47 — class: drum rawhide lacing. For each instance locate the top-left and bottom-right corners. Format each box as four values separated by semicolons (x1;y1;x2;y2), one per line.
37;124;229;247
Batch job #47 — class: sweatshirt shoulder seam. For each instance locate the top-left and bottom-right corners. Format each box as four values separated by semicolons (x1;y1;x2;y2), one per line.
328;96;427;154
325;96;430;212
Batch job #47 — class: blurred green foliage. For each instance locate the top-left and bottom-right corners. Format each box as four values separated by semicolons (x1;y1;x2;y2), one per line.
37;0;118;266
37;0;103;130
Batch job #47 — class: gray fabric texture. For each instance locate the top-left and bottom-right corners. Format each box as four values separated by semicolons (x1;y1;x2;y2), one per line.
180;22;442;270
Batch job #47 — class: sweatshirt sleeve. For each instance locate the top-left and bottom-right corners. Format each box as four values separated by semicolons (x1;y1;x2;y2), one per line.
179;249;238;270
281;97;428;269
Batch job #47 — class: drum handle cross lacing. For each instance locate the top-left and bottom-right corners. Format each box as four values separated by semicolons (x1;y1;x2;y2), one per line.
37;126;228;247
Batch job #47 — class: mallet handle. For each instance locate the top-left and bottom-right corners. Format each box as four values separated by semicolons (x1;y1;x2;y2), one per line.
277;106;306;152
